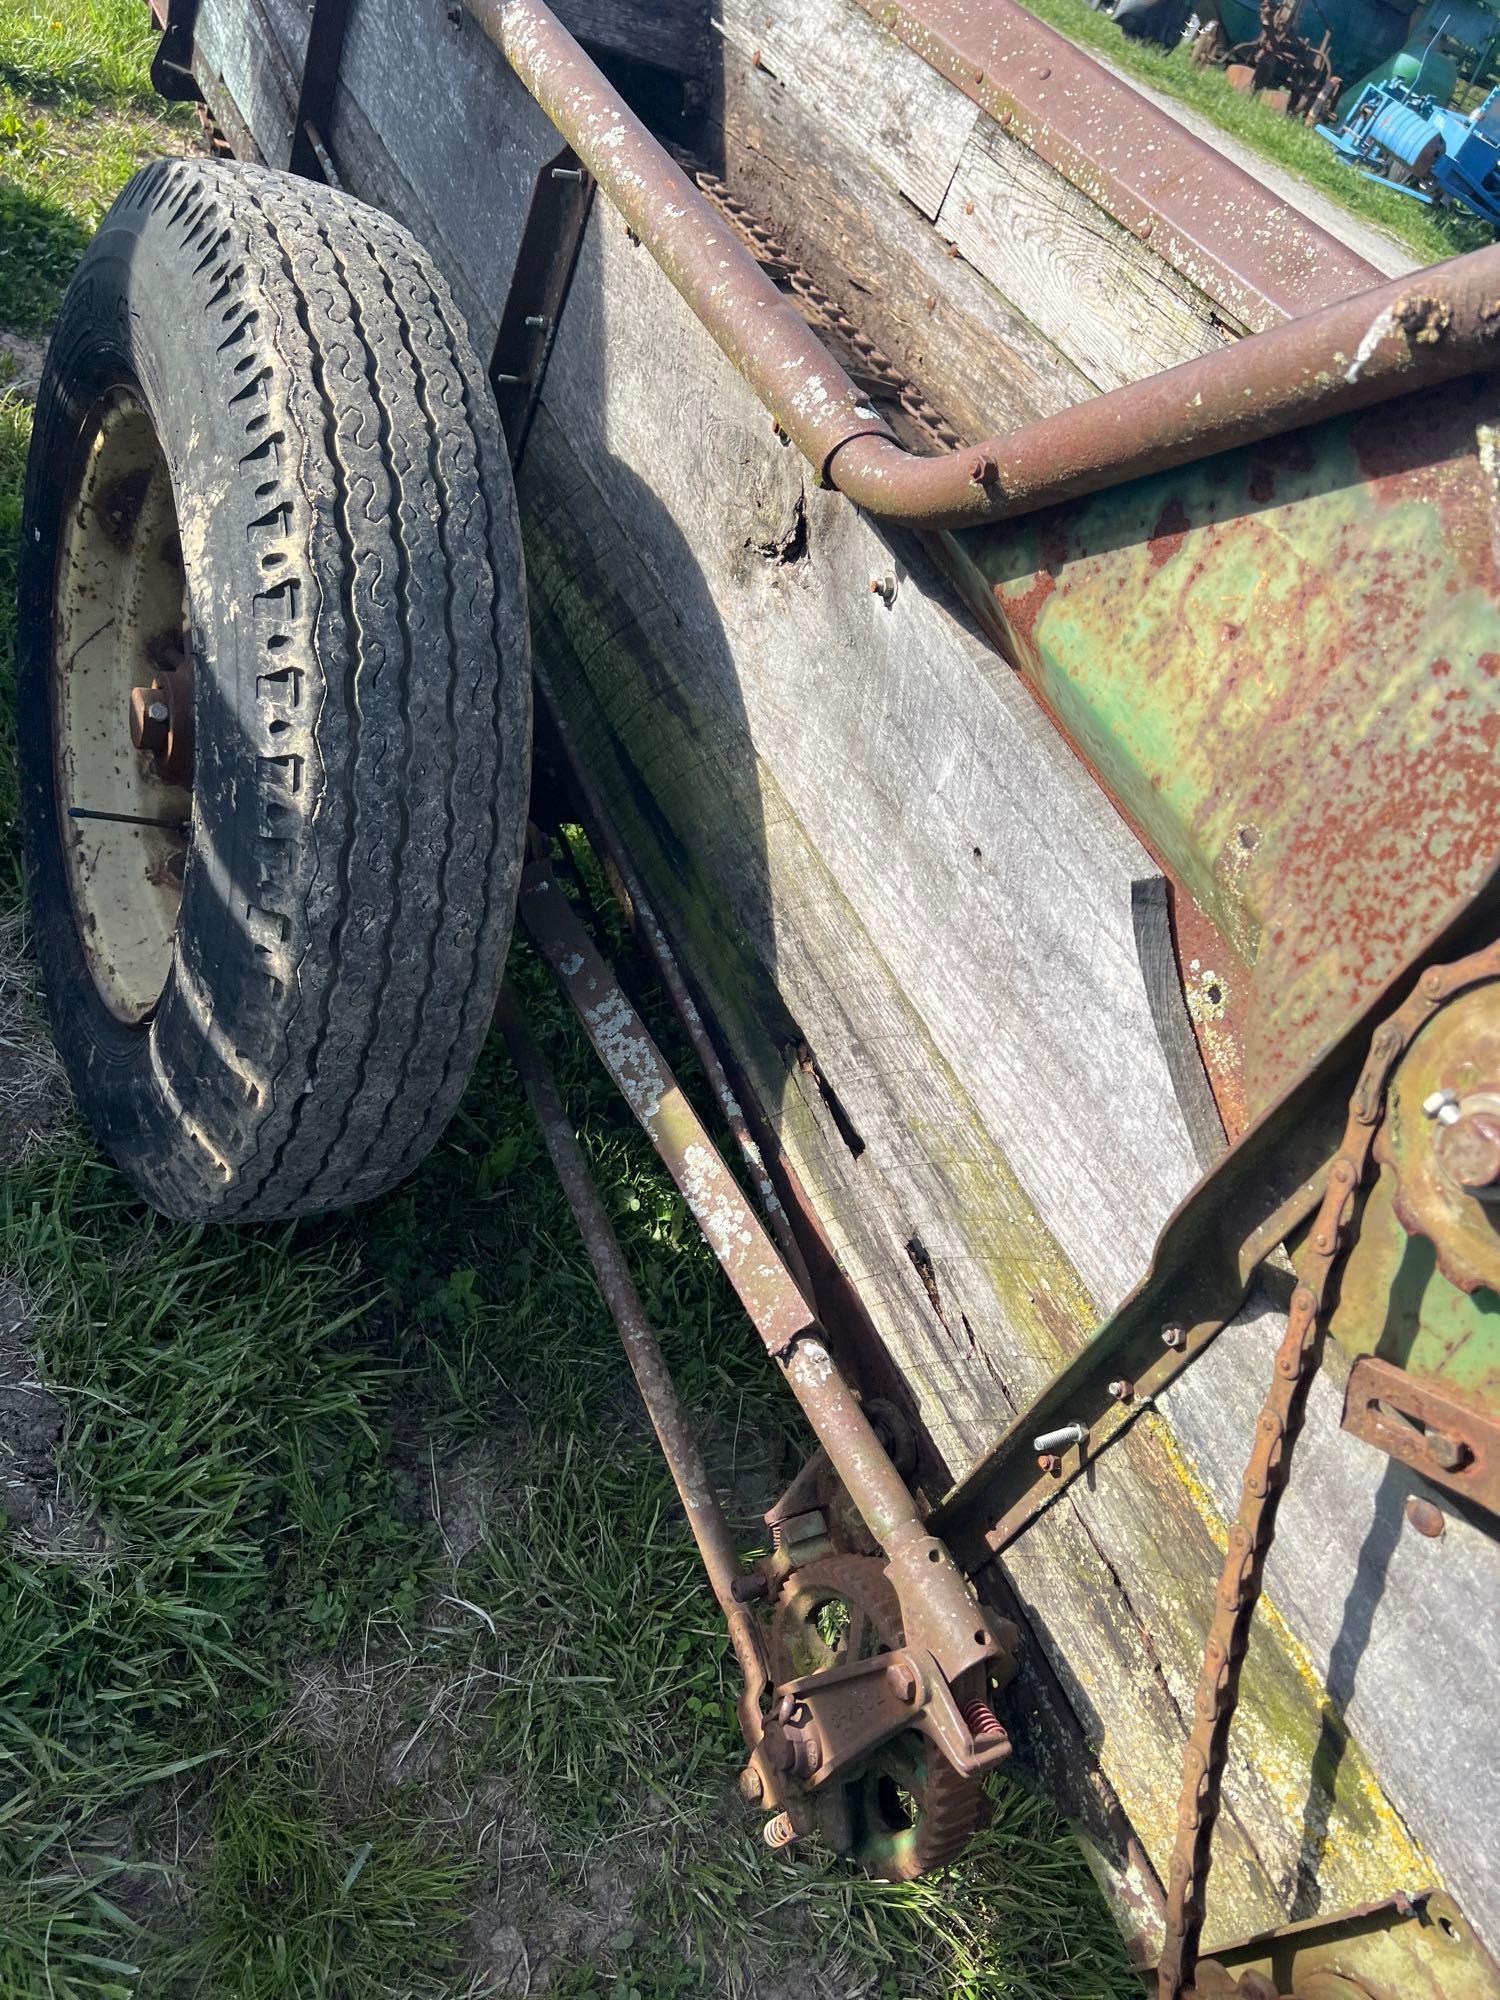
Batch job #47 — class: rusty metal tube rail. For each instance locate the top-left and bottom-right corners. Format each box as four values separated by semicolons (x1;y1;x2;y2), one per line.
473;0;1500;531
494;984;773;1724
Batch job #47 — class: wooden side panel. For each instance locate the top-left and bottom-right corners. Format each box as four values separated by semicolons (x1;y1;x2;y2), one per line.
553;0;708;79
517;207;1468;1949
194;0;302;167
716;26;1090;442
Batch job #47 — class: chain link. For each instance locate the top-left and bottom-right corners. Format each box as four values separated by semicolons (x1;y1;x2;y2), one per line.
1156;937;1500;1998
672;151;965;453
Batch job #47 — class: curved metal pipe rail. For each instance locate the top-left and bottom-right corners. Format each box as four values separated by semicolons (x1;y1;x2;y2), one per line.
474;0;1500;530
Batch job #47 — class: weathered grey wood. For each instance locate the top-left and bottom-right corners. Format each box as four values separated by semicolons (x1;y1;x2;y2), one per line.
716;0;975;223
717;24;1091;440
720;0;1236;403
194;0;298;167
936;113;1237;390
517;205;1468;1948
554;0;707;78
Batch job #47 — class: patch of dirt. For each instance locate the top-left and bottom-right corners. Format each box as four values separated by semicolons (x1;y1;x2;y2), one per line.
0;913;71;1166
0;1272;102;1554
0;330;48;400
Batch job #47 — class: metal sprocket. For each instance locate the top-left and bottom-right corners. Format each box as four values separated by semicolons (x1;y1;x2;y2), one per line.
768;1553;984;1880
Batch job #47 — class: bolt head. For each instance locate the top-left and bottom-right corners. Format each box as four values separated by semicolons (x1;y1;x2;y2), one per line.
1162;1324;1186;1350
739;1765;764;1803
1108;1378;1132;1400
1425;1430;1472;1474
886;1658;920;1705
1423;1087;1461;1124
1405;1495;1445;1539
1036;1452;1059;1475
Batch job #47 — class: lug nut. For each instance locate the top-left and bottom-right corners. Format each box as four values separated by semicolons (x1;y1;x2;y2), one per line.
1108;1379;1133;1400
1162;1324;1187;1351
1036;1452;1059;1475
869;573;898;606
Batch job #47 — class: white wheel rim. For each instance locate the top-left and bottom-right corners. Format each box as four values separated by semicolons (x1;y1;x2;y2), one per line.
53;389;191;1025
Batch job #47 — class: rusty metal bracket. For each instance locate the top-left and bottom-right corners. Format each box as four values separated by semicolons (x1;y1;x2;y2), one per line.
149;0;203;101
288;0;352;186
930;863;1500;1571
1343;1358;1500;1518
488;146;595;461
1190;1888;1500;1998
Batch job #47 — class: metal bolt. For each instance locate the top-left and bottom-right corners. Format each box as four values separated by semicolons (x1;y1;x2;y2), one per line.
1406;1495;1445;1539
492;372;525;386
1435;1103;1500;1197
869;573;897;606
1425;1430;1472;1474
739;1765;764;1803
1423;1087;1461;1126
1108;1379;1133;1401
524;314;549;329
886;1658;921;1705
1162;1324;1187;1351
551;165;585;181
1036;1452;1060;1475
1032;1421;1087;1454
129;686;170;756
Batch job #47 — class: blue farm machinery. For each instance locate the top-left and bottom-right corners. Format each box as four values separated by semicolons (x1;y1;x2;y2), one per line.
1318;78;1500;226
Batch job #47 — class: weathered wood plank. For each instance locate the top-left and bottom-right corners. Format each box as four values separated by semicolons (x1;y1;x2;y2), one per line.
554;0;707;78
194;0;299;167
935;112;1236;391
715;0;975;222
716;22;1091;440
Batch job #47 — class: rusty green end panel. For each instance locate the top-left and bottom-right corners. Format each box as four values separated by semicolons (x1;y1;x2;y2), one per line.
947;374;1500;1132
1198;1889;1500;1999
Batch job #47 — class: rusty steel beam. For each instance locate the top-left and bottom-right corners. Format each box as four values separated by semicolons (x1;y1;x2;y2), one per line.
474;0;1500;532
849;0;1377;332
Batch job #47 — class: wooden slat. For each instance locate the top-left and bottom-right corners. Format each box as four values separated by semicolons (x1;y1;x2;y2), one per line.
716;0;975;222
935;113;1237;392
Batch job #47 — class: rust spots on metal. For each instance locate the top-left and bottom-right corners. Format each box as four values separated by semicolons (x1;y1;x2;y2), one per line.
94;466;153;551
970;376;1500;1124
1146;495;1189;570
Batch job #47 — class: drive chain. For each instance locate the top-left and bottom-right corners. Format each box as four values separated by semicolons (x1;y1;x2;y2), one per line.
1157;935;1500;1997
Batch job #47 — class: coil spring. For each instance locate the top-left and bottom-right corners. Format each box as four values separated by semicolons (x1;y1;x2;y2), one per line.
962;1697;1004;1740
763;1811;797;1850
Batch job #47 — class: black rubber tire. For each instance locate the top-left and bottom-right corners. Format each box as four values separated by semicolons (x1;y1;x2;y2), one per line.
19;158;530;1222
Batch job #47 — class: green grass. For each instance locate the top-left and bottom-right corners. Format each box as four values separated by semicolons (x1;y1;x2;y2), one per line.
0;8;1144;1997
1016;0;1492;267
